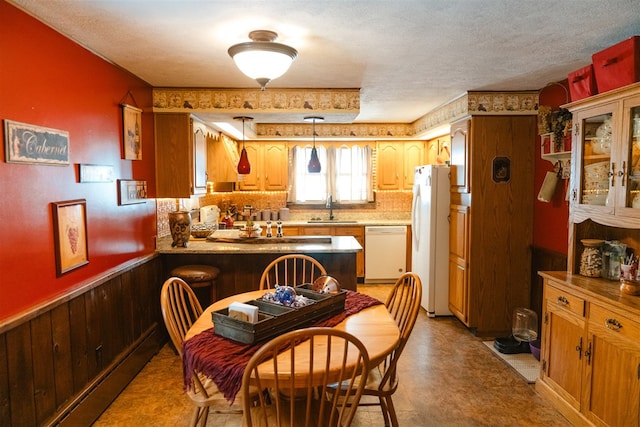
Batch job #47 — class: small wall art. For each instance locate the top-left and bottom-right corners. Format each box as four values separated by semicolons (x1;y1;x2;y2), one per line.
79;164;114;183
4;119;69;165
492;157;511;183
122;104;142;160
52;199;88;276
118;179;147;205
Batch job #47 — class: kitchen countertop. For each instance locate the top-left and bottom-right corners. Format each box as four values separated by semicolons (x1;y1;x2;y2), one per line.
156;235;362;254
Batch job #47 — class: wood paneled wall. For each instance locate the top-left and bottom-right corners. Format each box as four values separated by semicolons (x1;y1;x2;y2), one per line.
531;246;567;331
0;255;165;426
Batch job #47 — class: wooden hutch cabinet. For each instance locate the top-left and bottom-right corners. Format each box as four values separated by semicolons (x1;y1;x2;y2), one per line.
447;114;536;336
154;113;208;197
537;83;640;427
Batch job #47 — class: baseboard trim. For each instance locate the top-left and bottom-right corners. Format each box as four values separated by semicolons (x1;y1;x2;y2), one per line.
46;323;165;426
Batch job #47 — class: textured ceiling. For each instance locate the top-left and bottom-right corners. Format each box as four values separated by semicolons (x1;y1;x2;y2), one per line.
8;0;640;131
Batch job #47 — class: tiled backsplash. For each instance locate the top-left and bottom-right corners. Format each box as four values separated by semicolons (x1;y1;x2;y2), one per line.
156;190;412;237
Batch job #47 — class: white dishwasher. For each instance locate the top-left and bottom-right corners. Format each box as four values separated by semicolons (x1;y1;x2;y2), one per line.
364;226;407;283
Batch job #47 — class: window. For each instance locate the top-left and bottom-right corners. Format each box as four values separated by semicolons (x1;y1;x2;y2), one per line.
289;144;373;204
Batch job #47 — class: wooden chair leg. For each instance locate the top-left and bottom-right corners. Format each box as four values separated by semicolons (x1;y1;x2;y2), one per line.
378;396;391;426
189;407;200;427
385;396;399;427
199;407;209;427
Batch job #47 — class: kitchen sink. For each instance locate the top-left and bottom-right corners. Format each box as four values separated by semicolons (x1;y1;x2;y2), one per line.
307;219;358;223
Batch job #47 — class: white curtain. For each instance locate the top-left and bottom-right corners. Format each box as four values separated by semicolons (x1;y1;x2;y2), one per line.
289;144;373;203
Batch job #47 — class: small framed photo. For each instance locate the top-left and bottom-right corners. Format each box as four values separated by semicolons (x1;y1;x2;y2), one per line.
122;104;142;160
52;199;88;276
118;179;147;205
79;164;114;183
492;156;511;183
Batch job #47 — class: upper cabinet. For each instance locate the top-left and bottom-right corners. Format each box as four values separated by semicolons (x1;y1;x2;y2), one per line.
154;113;208;198
568;82;640;227
237;142;288;191
207;134;239;183
377;141;425;190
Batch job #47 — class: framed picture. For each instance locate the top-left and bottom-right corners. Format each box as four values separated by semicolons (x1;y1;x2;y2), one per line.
492;156;511;183
117;179;147;205
4;119;69;165
52;199;88;276
79;164;114;183
122;104;142;160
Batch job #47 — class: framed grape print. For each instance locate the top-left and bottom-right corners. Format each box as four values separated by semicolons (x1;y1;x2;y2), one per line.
52;199;88;276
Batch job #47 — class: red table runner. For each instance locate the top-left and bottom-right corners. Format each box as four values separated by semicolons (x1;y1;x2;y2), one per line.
182;290;383;403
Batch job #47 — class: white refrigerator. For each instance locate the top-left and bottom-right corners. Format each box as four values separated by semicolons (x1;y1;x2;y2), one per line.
411;165;451;317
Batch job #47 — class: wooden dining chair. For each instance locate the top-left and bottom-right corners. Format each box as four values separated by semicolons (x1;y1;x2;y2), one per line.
329;272;422;427
241;327;370;427
259;254;327;289
160;277;243;427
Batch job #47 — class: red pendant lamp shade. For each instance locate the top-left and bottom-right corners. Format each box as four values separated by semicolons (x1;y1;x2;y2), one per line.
305;116;324;173
235;116;253;175
237;146;251;174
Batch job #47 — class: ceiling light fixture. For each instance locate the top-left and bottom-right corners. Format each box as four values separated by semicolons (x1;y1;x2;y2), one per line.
228;30;298;90
305;116;324;173
235;116;253;175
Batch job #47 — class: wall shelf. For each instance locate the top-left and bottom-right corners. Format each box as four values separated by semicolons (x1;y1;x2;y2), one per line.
541;133;571;178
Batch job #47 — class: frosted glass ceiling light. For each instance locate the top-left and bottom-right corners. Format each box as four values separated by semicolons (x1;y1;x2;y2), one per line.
305;116;324;173
228;30;298;90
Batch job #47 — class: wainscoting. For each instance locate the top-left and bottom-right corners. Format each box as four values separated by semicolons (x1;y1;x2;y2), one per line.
0;255;166;426
530;246;568;331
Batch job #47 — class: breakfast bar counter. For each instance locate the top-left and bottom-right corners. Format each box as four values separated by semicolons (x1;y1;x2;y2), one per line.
157;235;362;297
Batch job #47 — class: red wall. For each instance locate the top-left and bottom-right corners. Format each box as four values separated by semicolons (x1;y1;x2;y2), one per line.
532;82;571;254
0;1;157;322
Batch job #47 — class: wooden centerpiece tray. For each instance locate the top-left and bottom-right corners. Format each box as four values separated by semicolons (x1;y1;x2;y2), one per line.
206;235;332;244
212;285;347;344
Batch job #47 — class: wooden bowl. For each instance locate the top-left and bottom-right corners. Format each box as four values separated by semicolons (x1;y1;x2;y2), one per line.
620;280;640;296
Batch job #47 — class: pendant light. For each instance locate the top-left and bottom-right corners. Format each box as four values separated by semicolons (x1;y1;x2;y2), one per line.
235;116;253;175
228;30;298;90
305;116;324;173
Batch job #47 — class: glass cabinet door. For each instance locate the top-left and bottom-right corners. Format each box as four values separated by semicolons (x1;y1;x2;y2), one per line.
621;97;640;211
578;110;613;208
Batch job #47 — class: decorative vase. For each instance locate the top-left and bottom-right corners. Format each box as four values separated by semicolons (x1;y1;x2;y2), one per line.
168;211;191;247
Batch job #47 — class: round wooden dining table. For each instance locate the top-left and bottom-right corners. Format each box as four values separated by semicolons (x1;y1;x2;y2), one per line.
184;289;400;390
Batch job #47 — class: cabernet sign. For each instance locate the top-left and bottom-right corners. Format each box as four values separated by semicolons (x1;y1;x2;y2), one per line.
4;119;69;165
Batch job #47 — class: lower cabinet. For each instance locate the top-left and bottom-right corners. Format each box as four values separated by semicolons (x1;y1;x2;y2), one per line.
279;226;366;280
448;204;468;324
538;273;640;427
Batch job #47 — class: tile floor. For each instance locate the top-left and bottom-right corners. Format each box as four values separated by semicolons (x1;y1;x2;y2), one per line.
94;285;571;426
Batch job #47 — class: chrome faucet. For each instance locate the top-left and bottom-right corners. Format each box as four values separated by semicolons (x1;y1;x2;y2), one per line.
326;195;334;220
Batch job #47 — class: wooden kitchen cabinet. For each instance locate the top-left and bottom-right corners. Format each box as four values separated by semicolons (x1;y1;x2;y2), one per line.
207;133;239;183
568;83;640;226
537;273;640;427
280;225;366;279
585;304;640;426
447;115;536;336
425;135;451;165
333;226;365;278
540;282;585;412
448;204;468;324
377;141;425;190
565;83;640;273
238;142;288;191
155;113;208;197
